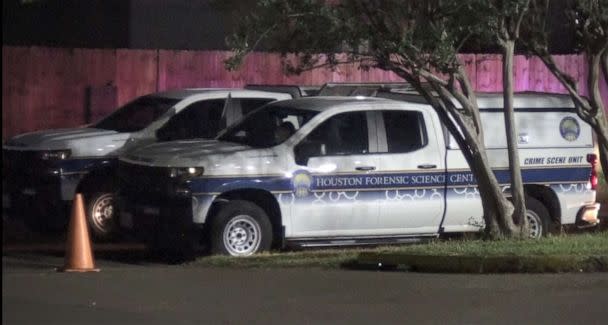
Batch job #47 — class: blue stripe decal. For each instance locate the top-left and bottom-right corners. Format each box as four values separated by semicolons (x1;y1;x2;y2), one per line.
189;166;590;194
189;175;292;193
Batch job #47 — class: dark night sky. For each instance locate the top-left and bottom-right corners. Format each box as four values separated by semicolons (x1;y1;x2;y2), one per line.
3;0;576;53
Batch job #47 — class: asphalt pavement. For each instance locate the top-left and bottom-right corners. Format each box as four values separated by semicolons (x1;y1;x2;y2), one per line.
3;249;608;325
3;214;608;325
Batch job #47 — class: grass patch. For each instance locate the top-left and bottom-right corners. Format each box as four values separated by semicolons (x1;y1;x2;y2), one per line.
187;232;607;272
359;232;608;273
189;249;364;269
372;232;608;257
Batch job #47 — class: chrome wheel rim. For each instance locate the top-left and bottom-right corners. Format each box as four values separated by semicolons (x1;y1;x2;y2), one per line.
91;193;115;234
526;209;543;239
223;215;261;256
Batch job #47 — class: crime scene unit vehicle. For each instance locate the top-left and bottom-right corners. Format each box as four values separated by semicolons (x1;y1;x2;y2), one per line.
3;88;293;239
118;94;599;256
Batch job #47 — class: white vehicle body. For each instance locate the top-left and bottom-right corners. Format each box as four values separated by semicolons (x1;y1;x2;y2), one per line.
118;94;599;254
3;88;292;235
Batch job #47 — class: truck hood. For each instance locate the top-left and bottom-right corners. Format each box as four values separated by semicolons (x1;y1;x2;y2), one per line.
121;139;263;167
4;127;130;157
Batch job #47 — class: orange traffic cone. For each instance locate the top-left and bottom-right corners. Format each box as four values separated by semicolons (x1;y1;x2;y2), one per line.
59;193;100;272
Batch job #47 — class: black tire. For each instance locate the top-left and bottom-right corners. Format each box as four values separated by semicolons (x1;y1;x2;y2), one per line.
209;200;272;256
85;191;118;241
525;196;550;239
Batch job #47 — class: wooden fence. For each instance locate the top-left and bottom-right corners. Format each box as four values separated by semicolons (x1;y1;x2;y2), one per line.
2;46;607;139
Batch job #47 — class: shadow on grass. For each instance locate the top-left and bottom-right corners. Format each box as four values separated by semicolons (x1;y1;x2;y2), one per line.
347;254;608;273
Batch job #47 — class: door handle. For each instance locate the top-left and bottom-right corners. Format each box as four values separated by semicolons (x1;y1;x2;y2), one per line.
355;166;376;171
417;164;437;169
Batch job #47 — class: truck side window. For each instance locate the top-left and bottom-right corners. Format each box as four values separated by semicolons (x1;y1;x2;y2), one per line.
383;110;427;153
302;112;369;156
158;99;224;141
239;98;275;115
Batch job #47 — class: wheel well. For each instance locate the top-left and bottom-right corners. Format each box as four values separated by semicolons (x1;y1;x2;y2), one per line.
524;184;561;227
76;167;117;194
208;189;283;248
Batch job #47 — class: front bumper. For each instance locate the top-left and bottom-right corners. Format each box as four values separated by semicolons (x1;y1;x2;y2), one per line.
117;161;202;248
117;191;202;251
3;149;81;220
4;168;69;217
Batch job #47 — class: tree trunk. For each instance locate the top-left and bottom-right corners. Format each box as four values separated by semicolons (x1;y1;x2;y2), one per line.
396;68;516;239
590;115;608;183
587;53;608;182
469;148;515;238
502;40;527;237
537;52;608;182
443;114;515;239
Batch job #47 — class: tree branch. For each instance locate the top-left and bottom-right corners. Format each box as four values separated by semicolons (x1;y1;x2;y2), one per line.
514;0;531;38
602;47;608;87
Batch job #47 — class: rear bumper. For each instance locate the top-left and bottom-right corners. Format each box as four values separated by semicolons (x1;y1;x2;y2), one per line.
575;203;601;228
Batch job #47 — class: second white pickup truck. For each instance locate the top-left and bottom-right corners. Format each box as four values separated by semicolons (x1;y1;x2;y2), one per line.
3;88;293;238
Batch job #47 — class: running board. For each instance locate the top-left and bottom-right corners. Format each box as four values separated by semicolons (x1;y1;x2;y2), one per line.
286;234;437;248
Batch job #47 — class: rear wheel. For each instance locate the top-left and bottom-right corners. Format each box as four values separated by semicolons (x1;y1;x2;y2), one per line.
525;196;550;239
210;200;272;256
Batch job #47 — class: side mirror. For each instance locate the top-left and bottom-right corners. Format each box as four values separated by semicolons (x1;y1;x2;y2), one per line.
294;141;325;166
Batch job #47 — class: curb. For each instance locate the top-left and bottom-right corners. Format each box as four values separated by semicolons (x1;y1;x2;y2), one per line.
357;252;608;273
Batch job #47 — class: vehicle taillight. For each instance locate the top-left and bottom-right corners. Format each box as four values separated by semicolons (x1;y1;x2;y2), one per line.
587;154;598;190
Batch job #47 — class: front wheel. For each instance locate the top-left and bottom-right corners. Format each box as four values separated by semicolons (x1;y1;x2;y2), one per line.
525;197;550;239
86;192;118;240
210;200;272;256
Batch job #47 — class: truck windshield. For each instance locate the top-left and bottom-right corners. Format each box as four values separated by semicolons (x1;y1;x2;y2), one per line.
218;106;319;148
94;97;178;132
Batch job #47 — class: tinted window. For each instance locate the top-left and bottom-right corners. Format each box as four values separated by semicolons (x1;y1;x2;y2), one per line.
94;96;177;132
301;112;369;156
218;105;319;148
157;99;225;141
239;98;275;115
383;110;427;153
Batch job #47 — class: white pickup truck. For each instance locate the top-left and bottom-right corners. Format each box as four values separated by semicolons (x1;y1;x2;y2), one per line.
118;93;600;256
2;88;293;238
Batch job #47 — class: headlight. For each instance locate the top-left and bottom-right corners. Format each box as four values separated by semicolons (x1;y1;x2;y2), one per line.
168;167;204;179
40;149;72;160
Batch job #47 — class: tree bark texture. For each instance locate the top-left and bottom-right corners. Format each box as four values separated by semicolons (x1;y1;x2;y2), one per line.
587;53;608;182
537;52;608;182
399;70;516;239
502;40;527;236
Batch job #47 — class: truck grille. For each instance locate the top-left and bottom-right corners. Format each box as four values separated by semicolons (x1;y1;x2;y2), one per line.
3;149;50;174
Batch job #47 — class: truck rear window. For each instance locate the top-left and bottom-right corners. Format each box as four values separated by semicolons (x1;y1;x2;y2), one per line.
382;110;427;153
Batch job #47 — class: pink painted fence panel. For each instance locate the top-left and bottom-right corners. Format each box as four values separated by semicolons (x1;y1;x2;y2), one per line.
2;46;607;139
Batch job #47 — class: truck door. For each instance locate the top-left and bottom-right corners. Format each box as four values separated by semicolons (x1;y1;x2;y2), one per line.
291;111;380;237
374;109;445;235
